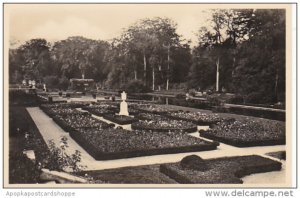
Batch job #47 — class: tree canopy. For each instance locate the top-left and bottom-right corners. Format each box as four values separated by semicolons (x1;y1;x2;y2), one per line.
9;10;286;104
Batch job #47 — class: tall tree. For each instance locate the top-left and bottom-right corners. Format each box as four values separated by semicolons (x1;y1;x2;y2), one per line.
112;17;189;90
16;39;52;81
51;36;110;81
233;9;285;103
191;9;254;92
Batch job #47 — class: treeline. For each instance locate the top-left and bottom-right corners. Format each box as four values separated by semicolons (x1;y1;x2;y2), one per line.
9;9;285;104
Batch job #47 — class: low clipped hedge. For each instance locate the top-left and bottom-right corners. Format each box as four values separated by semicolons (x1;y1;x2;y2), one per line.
160;155;282;184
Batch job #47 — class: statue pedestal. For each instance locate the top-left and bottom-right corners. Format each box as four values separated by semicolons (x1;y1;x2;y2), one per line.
119;101;129;116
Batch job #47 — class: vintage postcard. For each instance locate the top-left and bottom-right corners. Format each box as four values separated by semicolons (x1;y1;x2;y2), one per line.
3;3;295;188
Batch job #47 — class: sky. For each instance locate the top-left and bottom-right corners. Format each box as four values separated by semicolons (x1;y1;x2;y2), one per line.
6;4;215;48
6;4;286;48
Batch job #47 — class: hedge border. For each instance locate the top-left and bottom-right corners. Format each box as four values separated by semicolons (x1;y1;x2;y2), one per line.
70;129;218;160
102;114;138;125
159;155;282;184
200;131;286;147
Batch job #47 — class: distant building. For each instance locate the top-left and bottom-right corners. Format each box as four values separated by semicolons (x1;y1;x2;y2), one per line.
70;78;95;92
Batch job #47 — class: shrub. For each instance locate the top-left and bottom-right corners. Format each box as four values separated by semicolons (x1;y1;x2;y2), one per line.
9;152;41;184
9;90;38;106
43;75;59;89
45;136;85;172
58;76;69;90
180;155;209;171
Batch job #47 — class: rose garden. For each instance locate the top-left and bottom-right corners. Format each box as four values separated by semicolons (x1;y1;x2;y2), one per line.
9;89;286;184
8;8;287;185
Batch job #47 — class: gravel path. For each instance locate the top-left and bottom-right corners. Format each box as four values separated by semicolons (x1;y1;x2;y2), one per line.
27;107;286;184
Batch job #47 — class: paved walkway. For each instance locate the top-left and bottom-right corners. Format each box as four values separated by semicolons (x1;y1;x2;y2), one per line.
27;107;286;184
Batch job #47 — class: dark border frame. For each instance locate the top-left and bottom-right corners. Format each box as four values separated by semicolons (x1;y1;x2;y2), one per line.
2;2;298;190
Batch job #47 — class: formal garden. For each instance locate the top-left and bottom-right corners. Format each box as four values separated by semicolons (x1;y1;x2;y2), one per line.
8;8;287;185
8;89;286;184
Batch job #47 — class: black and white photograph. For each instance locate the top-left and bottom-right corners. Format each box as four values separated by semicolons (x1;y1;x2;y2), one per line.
3;3;295;188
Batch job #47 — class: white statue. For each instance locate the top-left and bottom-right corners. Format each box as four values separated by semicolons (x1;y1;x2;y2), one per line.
119;91;129;116
121;91;127;100
43;84;47;92
32;80;36;89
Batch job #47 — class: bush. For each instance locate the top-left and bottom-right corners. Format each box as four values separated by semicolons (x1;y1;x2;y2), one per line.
9;90;38;106
45;136;85;172
245;92;276;104
180;155;209;171
43;75;59;89
58;76;69;90
9;152;41;184
123;80;151;93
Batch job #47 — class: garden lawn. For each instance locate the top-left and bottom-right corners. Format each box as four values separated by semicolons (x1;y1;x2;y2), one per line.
160;155;282;184
200;117;285;147
69;128;218;160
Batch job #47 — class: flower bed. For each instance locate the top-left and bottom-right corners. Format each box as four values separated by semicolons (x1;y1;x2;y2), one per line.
135;104;175;115
69;128;218;160
40;102;89;109
166;111;220;126
134;112;166;121
77;165;177;184
82;105;118;116
52;114;114;133
102;114;138;125
131;119;197;133
40;105;89;117
200;118;285;147
265;151;286;160
160;155;282;184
